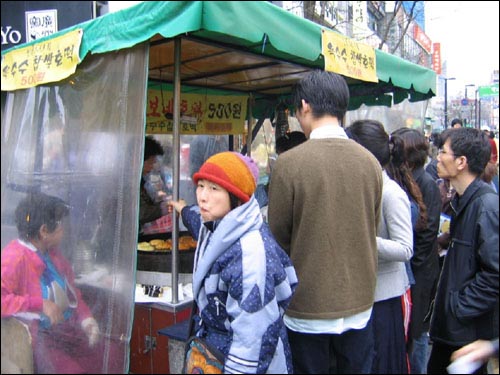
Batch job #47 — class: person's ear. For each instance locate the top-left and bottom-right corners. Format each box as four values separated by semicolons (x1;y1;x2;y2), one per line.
301;99;311;114
38;224;49;240
455;155;468;171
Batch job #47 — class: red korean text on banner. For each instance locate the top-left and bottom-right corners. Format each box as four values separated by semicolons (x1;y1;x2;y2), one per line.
432;43;441;75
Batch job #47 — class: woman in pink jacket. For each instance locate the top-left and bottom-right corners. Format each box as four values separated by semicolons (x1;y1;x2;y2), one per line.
1;192;114;374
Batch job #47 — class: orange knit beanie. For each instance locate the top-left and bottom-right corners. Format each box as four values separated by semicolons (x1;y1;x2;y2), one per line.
193;152;259;203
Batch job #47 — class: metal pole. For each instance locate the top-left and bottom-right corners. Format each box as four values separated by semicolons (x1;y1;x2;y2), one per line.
464;86;468;126
465;84;475;127
478;99;482;128
470;103;474;128
475;90;478;129
246;94;254;157
444;79;449;128
171;37;181;304
442;77;456;128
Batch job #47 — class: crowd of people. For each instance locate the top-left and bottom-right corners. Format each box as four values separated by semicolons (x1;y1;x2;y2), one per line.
2;70;498;374
168;71;498;374
170;71;498;374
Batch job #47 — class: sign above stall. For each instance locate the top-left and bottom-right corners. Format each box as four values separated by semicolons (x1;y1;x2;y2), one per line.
146;88;248;135
1;28;82;91
321;28;378;83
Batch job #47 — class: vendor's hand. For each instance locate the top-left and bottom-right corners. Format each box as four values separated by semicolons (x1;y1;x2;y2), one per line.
81;317;101;348
42;299;64;326
168;199;187;214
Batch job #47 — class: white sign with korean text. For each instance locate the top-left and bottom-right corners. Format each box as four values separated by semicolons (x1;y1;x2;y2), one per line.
26;9;58;42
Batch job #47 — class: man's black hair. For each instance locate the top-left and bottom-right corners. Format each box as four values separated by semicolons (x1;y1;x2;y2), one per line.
144;136;164;160
292;70;349;121
442;128;491;176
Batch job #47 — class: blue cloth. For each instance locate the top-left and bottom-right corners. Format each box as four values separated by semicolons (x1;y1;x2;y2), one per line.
409;332;430;374
37;252;73;328
287;316;375;374
372;297;408;374
490;177;498;193
404;199;420;286
254;184;269;208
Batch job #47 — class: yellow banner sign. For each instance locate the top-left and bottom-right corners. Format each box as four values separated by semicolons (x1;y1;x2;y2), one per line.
322;29;378;83
1;29;82;91
146;89;248;135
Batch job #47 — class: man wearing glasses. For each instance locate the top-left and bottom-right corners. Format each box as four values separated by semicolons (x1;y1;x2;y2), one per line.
428;128;499;373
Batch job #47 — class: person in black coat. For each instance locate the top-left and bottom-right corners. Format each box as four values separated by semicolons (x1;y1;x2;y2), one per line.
425;128;456;269
391;128;442;374
428;128;499;374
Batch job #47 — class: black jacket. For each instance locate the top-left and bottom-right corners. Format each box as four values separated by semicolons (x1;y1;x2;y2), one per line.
410;167;442;338
425;158;439;181
139;178;163;228
429;178;499;346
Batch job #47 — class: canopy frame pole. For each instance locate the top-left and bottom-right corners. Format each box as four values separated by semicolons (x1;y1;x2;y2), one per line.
246;94;254;156
171;37;181;304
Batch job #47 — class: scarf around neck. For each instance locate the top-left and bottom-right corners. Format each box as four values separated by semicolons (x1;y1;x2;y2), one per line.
192;196;263;297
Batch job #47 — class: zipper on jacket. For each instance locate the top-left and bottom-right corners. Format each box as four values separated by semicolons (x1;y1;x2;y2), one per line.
450;200;457;215
214;296;226;316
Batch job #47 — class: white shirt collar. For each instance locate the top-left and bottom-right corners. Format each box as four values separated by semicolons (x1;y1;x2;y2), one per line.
310;125;348;140
18;239;38;252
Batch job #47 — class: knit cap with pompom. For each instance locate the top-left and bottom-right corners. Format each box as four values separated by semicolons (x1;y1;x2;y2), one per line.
193;151;259;203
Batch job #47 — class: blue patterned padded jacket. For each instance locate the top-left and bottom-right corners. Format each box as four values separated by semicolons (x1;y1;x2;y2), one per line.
181;196;298;374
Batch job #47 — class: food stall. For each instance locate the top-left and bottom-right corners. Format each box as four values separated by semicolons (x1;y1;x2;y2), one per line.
1;2;436;373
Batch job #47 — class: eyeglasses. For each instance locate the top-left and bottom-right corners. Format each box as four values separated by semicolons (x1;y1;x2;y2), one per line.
438;149;461;158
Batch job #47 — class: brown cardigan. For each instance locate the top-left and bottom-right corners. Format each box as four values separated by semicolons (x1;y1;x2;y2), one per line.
268;138;383;319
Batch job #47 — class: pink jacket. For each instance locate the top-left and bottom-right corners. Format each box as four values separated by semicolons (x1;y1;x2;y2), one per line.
1;240;92;327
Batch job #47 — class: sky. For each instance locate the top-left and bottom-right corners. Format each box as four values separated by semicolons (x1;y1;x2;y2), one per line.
425;1;499;98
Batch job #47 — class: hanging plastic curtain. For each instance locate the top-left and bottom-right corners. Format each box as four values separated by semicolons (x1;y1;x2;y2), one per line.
1;43;149;374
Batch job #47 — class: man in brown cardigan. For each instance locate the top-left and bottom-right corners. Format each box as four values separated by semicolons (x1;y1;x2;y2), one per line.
268;70;383;374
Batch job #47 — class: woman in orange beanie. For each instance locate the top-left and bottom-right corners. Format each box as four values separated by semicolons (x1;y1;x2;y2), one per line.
169;151;298;373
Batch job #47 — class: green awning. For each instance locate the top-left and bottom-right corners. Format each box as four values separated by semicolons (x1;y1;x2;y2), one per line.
2;1;436;109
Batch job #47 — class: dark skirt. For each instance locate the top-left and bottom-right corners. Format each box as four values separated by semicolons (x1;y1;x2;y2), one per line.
372;296;408;374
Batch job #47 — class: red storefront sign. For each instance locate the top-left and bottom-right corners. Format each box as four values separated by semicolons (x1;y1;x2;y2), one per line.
413;23;432;54
432;42;441;75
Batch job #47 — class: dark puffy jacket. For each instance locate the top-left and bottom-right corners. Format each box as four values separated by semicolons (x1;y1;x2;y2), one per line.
429;178;499;346
410;167;441;338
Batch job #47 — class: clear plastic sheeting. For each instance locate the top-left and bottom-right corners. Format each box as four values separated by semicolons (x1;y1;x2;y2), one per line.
1;43;149;373
345;99;429;134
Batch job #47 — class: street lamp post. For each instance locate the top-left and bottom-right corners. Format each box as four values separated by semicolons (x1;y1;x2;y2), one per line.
441;76;456;128
465;84;475;127
465;84;475;100
475;89;479;129
478;97;482;129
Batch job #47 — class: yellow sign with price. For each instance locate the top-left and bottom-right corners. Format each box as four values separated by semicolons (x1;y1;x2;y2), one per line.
322;29;378;83
1;29;82;91
146;88;248;135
